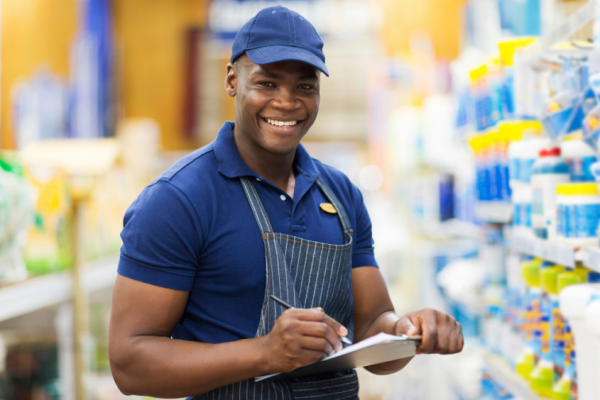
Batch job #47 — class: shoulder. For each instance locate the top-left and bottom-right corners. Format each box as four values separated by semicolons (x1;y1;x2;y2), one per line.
156;142;217;184
127;142;220;225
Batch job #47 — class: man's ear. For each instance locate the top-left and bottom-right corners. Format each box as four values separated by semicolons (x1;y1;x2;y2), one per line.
225;63;237;97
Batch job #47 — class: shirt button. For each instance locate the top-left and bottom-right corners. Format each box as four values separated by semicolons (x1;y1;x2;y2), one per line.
280;195;286;201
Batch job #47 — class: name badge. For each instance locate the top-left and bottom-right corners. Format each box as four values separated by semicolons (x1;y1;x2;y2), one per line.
320;203;337;214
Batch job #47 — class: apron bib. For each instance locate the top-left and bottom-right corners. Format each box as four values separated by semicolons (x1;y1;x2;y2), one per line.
193;177;359;399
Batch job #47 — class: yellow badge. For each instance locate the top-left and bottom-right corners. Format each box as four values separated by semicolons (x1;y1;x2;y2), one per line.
320;202;337;214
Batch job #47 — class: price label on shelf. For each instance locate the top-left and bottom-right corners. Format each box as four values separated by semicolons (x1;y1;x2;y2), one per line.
555;244;575;268
584;247;600;273
533;239;546;259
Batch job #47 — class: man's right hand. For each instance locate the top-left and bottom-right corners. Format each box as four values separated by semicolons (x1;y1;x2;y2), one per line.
261;308;348;373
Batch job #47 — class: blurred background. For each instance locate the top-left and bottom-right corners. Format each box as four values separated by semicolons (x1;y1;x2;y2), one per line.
3;0;600;399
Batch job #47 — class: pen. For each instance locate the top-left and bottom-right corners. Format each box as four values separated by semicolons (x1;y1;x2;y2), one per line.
270;294;353;346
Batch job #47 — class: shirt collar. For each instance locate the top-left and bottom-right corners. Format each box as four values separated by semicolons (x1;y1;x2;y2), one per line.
214;121;319;179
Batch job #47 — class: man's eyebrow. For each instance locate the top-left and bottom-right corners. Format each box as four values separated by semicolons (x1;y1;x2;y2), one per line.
298;73;318;81
251;69;318;81
252;70;283;79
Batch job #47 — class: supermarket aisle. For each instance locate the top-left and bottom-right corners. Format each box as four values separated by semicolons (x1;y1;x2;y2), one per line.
4;0;600;399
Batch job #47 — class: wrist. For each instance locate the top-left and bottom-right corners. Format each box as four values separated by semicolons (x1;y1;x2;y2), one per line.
252;334;274;375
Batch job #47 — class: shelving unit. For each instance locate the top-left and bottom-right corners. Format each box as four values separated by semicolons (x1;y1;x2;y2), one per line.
0;255;118;323
475;201;513;224
510;233;600;272
484;352;543;400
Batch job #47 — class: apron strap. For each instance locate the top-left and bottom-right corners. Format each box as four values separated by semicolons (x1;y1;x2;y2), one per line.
315;177;353;237
241;176;353;238
240;177;274;235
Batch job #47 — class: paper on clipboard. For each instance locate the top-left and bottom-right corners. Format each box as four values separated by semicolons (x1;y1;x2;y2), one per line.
255;332;421;382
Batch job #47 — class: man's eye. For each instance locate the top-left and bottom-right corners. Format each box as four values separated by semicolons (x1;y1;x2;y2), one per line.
259;82;275;87
299;84;314;90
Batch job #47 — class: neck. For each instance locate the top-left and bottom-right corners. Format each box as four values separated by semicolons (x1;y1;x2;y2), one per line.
233;129;296;197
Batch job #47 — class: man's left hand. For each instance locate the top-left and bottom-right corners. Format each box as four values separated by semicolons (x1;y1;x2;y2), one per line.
394;308;464;355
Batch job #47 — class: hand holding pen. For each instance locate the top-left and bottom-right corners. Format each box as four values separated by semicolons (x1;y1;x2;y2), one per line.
261;294;350;373
270;295;352;346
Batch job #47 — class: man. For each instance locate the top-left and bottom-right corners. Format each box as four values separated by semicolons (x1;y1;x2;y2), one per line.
108;6;463;399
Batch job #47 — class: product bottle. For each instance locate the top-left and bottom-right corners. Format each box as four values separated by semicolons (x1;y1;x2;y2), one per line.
552;270;585;400
490;129;505;201
560;139;597;182
583;290;600;398
520;137;550;184
531;262;564;397
555;183;600;247
559;271;600;400
516;258;542;380
531;147;570;239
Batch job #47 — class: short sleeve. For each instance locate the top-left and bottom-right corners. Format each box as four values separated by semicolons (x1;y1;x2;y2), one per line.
118;181;202;291
350;185;378;268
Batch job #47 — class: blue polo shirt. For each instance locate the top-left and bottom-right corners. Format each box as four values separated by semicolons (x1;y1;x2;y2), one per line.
118;122;378;344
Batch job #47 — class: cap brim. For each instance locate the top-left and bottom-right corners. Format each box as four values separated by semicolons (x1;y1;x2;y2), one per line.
246;46;329;77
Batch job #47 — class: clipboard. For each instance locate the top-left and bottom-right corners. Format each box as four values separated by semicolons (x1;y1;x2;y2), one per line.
255;333;421;382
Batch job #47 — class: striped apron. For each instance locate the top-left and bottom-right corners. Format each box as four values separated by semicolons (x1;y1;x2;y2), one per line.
194;176;359;399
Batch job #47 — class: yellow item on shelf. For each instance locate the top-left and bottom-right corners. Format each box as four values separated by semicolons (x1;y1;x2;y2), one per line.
587;115;600;131
558;271;586;292
541;265;565;296
469;64;488;84
498;37;537;67
531;366;554;398
556;183;599;197
530;265;565;398
552;271;586;400
548;100;562;113
516;351;536;381
522;258;542;287
520;120;544;138
24;167;72;275
516;258;542;381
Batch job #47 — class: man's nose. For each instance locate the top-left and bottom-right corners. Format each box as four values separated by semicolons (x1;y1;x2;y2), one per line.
273;87;299;110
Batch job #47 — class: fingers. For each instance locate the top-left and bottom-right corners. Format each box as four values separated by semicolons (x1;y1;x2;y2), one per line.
300;320;343;352
418;310;438;354
402;309;464;355
301;336;335;355
280;308;344;352
296;308;348;335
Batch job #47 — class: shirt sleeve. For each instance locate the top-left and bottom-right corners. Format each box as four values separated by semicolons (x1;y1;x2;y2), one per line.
118;180;202;291
350;184;378;269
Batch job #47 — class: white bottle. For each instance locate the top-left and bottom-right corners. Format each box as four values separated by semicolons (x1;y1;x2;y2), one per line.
512;185;533;236
531;147;571;240
584;294;600;396
555;183;600;247
508;140;527;189
520;137;551;184
560;281;600;400
561;139;597;182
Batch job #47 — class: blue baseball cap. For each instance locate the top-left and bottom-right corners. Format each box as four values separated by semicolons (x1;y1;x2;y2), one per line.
231;6;329;76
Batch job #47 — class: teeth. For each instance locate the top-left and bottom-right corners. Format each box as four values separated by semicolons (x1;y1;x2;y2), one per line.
266;119;298;127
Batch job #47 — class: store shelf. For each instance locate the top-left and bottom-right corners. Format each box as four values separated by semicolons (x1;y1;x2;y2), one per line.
511;235;579;268
484;352;543;400
0;255;118;323
580;247;600;273
475;201;513;224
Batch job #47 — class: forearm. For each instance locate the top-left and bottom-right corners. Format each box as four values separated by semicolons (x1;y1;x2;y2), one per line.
355;310;413;375
110;335;270;398
355;310;399;342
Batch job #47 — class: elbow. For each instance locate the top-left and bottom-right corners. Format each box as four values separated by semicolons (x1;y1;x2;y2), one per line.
108;341;138;396
365;356;414;375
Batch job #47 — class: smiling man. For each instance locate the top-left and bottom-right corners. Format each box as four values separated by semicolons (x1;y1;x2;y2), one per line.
108;6;463;400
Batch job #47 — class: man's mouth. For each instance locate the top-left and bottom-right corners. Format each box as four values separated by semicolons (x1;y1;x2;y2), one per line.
261;117;302;127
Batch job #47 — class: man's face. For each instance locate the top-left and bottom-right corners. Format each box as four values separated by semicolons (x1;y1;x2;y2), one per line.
226;55;320;156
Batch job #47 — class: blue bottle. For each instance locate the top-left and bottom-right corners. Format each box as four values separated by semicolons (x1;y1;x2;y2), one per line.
531;147;570;239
